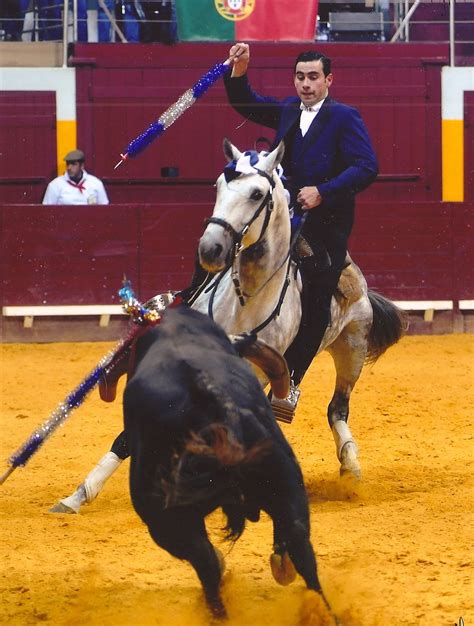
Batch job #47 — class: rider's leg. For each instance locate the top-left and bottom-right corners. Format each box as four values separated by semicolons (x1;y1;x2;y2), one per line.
271;246;345;422
283;285;333;386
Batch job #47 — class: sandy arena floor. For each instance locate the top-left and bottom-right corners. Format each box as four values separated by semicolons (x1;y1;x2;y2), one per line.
1;334;473;626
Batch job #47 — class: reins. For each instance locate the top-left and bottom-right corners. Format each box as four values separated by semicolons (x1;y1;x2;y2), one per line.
203;167;296;334
205;169;275;265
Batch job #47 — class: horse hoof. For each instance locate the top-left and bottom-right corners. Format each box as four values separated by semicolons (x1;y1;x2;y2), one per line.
339;442;361;480
49;502;78;514
340;465;361;481
270;551;297;586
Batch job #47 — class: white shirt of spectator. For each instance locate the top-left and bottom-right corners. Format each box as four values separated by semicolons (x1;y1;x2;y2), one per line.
299;100;324;137
42;170;109;205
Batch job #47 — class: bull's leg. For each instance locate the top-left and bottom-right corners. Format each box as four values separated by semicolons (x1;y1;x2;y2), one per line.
327;321;370;480
272;519;321;592
273;518;339;624
147;514;226;619
49;431;128;513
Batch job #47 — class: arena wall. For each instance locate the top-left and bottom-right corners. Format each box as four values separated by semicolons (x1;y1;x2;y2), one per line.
1;199;473;341
1;42;473;340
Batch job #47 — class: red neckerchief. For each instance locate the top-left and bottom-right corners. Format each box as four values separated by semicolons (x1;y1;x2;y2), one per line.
66;177;86;193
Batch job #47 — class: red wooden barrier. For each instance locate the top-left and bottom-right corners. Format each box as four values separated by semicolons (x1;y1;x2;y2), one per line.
2;201;473;308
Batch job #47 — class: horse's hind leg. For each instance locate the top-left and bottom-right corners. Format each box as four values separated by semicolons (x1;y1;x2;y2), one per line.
327;320;370;480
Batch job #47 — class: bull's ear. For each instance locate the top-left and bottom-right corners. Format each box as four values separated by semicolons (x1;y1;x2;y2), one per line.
258;140;285;175
223;137;242;163
239;338;290;400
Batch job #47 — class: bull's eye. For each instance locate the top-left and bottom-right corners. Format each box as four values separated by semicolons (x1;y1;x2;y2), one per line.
250;189;263;201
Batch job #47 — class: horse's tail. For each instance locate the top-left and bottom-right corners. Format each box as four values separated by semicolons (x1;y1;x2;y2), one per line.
366;291;409;364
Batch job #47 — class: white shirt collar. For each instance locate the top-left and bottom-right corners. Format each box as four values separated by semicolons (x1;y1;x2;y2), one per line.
299;99;325;114
299;99;325;136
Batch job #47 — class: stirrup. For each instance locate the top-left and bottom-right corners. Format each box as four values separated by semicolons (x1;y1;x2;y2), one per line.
270;383;301;424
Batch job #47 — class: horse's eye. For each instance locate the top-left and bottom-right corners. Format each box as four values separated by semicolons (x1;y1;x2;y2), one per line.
250;190;263;201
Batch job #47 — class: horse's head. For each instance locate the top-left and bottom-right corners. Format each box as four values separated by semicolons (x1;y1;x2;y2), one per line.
198;138;286;273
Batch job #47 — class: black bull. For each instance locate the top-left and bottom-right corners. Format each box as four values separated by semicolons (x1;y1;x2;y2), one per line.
99;307;333;620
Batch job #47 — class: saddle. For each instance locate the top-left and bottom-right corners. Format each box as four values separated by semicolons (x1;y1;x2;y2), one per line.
294;235;351;276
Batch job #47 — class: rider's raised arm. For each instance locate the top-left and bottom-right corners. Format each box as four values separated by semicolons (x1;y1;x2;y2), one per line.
224;72;282;131
224;42;282;130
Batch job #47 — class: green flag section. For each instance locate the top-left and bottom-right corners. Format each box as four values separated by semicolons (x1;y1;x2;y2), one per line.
175;0;318;42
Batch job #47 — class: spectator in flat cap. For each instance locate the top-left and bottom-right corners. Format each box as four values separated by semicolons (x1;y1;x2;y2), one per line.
42;149;109;205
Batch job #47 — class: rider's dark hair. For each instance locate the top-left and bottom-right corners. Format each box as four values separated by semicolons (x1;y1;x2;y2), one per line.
293;51;331;77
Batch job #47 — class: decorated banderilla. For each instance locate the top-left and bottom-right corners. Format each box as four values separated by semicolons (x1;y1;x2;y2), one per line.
114;55;239;169
0;283;177;486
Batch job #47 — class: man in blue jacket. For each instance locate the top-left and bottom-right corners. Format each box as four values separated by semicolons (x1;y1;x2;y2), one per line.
224;43;379;418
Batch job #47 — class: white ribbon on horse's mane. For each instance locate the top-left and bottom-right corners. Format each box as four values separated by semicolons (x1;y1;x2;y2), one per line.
230;151;289;206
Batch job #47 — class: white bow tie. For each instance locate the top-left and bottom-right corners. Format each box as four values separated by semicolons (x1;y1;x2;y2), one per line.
299;104;321;136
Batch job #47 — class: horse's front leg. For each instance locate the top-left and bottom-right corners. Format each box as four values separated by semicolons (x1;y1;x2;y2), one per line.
50;431;128;513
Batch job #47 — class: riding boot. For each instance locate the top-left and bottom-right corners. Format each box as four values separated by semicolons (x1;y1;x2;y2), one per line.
270;302;330;423
283;293;332;387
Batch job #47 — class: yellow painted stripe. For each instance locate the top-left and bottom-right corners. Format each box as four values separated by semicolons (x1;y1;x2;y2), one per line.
56;120;77;176
442;119;464;202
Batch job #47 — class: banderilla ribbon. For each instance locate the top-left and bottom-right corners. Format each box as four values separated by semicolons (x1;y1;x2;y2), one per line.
114;56;236;169
0;282;177;486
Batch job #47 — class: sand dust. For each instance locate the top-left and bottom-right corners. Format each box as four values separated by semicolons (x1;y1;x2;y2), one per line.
1;334;473;626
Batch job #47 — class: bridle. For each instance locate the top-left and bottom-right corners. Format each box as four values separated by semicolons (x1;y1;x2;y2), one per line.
204;168;276;266
202;168;294;334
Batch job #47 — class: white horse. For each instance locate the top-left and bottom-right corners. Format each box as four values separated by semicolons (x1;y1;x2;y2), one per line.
51;139;407;514
192;138;406;477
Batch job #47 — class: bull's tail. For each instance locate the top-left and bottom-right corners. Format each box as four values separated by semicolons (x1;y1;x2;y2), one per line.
366;290;409;364
164;424;271;539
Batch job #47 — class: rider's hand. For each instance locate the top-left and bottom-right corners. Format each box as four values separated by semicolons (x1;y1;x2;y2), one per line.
297;186;322;210
228;42;250;78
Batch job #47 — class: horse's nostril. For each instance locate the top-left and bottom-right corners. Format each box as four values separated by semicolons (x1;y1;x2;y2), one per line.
200;242;223;263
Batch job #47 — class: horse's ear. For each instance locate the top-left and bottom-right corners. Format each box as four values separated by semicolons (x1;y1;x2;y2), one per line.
259;141;285;174
223;137;242;163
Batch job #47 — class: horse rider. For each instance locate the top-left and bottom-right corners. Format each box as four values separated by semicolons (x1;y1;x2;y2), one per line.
221;43;379;417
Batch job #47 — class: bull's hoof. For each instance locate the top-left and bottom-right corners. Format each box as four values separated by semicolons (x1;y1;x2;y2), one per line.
299;590;339;626
49;502;78;514
270;551;297;586
208;599;227;621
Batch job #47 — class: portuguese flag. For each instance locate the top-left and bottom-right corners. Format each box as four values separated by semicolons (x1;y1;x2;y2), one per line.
175;0;318;42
